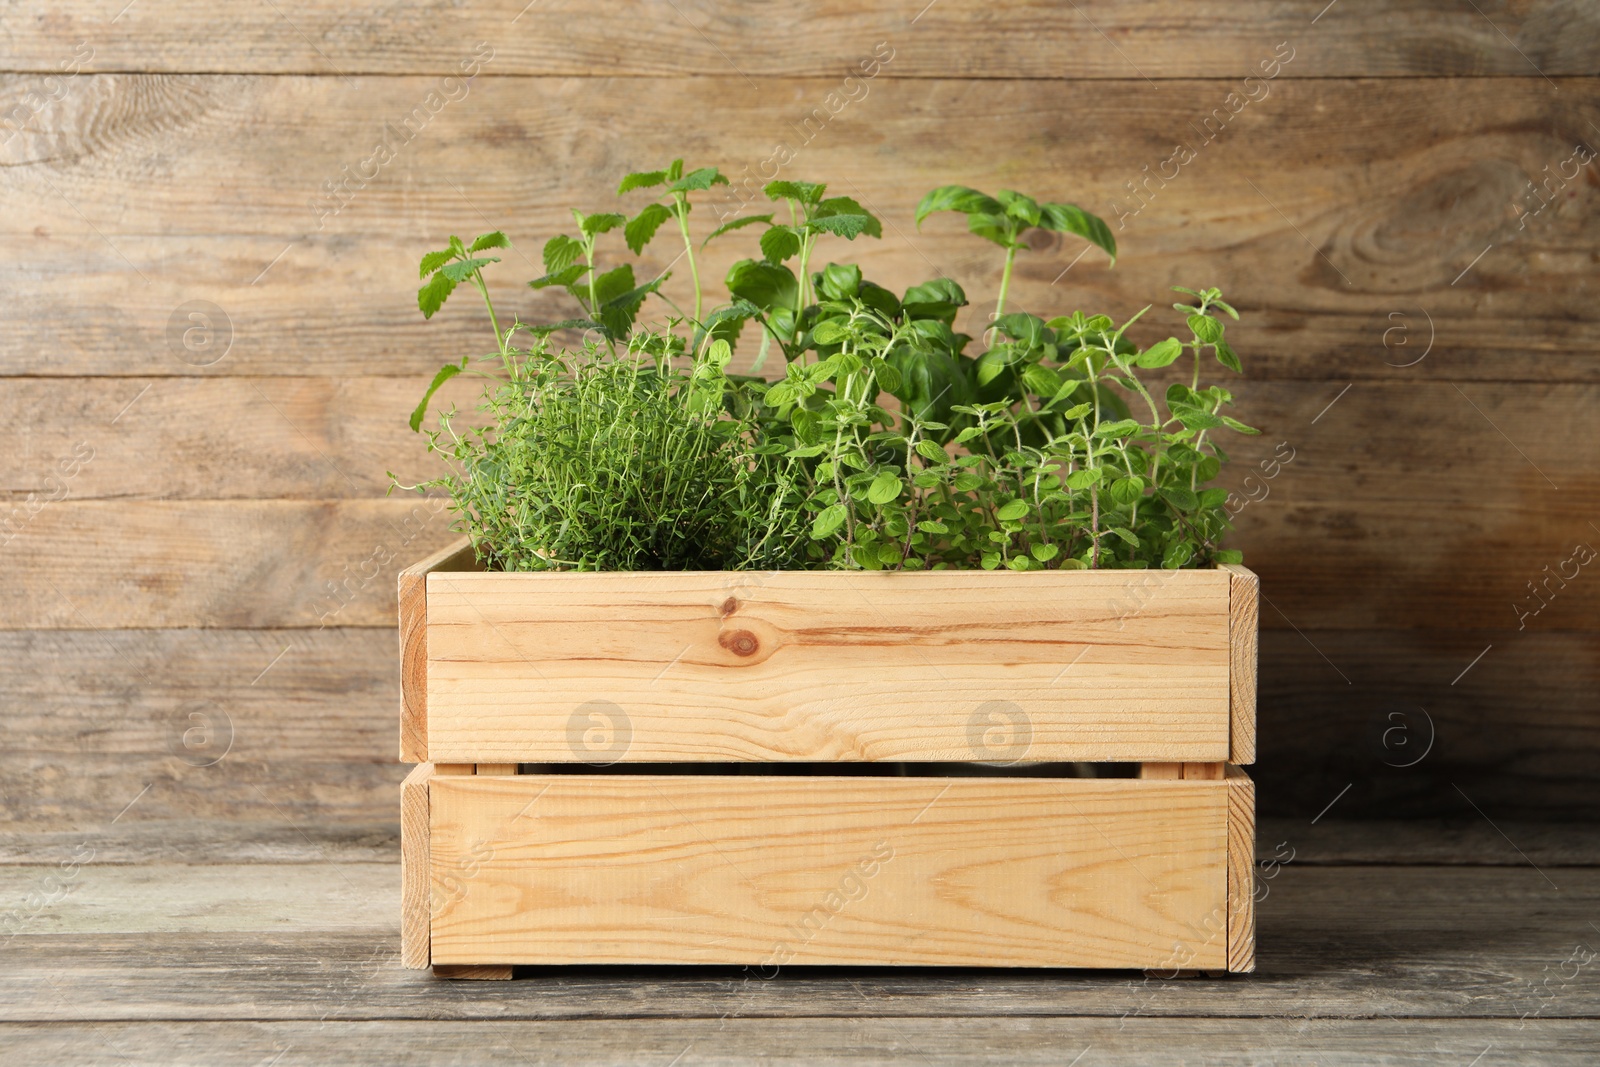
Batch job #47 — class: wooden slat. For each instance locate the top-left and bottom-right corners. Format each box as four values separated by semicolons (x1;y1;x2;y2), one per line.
8;866;1600;1018
3;628;1596;832
399;764;430;969
398;537;475;763
431;964;512;981
1225;766;1257;973
425;569;1233;763
428;774;1231;968
1140;763;1183;780
2;2;1594;76
1;1018;1595;1065
2;78;1597;382
1220;564;1259;765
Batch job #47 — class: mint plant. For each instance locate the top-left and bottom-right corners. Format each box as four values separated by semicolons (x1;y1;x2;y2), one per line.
399;169;1257;572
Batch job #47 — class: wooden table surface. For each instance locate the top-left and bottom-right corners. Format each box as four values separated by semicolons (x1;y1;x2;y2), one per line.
4;819;1597;1064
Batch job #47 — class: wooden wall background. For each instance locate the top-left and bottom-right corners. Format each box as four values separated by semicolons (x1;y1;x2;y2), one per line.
2;1;1597;855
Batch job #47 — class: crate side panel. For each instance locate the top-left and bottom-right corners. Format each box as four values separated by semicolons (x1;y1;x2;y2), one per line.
429;774;1231;969
426;570;1232;763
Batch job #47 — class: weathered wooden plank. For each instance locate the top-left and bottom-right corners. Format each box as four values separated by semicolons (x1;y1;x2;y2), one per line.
429;774;1231;968
2;77;1597;381
3;867;1600;1020
425;569;1232;764
2;1;1595;76
398;538;477;762
0;1018;1594;1066
1220;564;1258;764
1254;628;1600;821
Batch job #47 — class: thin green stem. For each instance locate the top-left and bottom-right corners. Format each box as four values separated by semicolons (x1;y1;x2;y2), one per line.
674;194;704;325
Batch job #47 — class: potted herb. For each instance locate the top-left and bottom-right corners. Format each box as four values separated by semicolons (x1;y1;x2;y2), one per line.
395;164;1259;977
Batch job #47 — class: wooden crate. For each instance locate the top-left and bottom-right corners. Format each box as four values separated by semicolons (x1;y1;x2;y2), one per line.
398;538;1258;976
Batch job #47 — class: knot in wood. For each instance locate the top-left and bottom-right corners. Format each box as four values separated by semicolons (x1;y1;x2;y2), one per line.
718;629;759;657
720;596;739;616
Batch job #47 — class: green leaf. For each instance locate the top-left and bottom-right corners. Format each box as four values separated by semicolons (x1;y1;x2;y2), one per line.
440;257;498;282
417;272;456;319
1136;337;1184;368
408;362;462;431
591;263;636;307
995;499;1030;522
1215;549;1244;564
1031;543;1060;562
867;471;902;505
1066;468;1103;491
418;249;452;278
1215;339;1243;373
624;203;674;254
670;166;730;193
1038;202;1118;264
765;180;826;204
915;439;949;464
914;185;1003;227
1220;415;1259;435
1008;555;1032;571
1094;418;1140;439
1107;526;1140;547
998;189;1041;227
525;317;599;336
806;213;878;240
528;264;588;290
1173;404;1224;430
980;552;1002;570
816;263;862;301
811;503;848;539
901;278;967;323
469;231;509;252
725;259;799;312
811;318;849;346
617;169;668;194
703;213;774;247
759;225;801;263
543;235;583;273
1109;476;1144;506
1022;364;1062;397
1163;542;1196;569
580;212;627;238
1161;486;1200;512
1187;313;1224;344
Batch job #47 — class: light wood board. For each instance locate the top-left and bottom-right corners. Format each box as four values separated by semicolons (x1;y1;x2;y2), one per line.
424;569;1233;763
428;773;1236;969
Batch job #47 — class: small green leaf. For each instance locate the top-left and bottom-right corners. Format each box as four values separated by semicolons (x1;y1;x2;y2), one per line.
1022;364;1062;397
996;499;1030;522
1161;486;1200;512
1173;405;1225;430
1215;339;1243;373
543;235;583;273
1215;549;1244;564
1220;415;1259;434
528;264;587;290
759;225;801;263
765;180;827;204
580;212;627;237
1109;476;1144;506
417;272;456;319
811;318;849;346
1008;555;1032;571
1031;543;1060;562
624;203;674;254
811;503;848;539
1136;337;1184;368
867;471;902;505
408;362;462;431
1038;201;1117;264
440;257;498;282
670;166;730;193
418;249;452;278
1187;313;1224;344
917;520;949;534
617;169;668;194
1066;468;1103;491
914;185;1003;227
915;440;949;464
469;231;509;252
702;212;774;247
1094;418;1140;438
725;259;799;312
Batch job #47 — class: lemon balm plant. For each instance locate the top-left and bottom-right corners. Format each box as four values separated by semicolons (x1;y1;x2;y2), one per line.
397;162;1257;572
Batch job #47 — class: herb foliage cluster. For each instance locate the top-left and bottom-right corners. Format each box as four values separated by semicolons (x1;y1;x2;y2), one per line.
397;162;1256;572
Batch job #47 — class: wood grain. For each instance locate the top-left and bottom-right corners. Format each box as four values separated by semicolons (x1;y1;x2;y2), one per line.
429;774;1232;969
3;1;1595;76
398;537;477;762
2;78;1597;382
1221;564;1259;765
1225;766;1256;973
6;865;1600;1019
2;1018;1595;1066
424;568;1233;763
399;763;429;969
